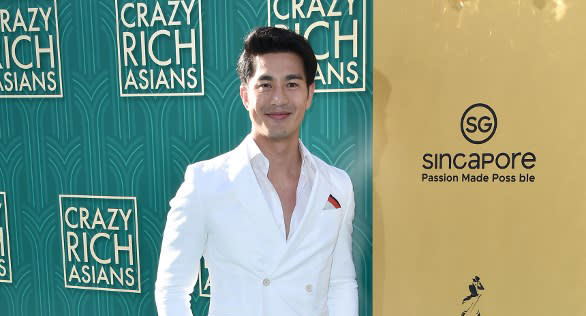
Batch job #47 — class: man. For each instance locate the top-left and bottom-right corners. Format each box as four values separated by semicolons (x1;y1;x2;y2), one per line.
155;26;358;316
461;276;485;316
462;276;484;304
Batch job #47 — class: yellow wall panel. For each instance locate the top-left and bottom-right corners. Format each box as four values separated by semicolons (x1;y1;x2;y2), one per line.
374;1;586;315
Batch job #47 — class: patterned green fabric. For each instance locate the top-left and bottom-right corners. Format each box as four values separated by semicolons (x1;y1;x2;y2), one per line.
0;0;372;315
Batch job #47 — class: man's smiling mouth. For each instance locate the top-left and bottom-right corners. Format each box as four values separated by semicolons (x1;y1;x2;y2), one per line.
266;112;291;120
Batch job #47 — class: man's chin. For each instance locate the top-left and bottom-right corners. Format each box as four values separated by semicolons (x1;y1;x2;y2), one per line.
268;131;293;140
255;129;297;141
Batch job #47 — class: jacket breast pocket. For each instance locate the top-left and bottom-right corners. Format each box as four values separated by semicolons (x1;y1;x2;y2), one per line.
312;208;344;245
320;207;344;219
321;207;343;214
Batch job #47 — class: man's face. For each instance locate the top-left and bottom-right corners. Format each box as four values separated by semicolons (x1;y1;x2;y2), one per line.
240;52;315;141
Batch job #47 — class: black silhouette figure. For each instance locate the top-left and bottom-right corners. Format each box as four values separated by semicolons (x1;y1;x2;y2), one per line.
461;276;484;316
462;276;484;303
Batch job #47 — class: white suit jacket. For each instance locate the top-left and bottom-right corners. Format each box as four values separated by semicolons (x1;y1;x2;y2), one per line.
155;138;358;316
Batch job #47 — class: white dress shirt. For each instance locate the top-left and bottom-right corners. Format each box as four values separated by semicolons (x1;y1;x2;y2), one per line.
245;134;316;241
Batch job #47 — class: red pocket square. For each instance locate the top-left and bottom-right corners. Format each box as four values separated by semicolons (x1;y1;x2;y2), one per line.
327;194;341;209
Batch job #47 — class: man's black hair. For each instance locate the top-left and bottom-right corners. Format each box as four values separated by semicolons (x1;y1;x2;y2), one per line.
237;26;317;86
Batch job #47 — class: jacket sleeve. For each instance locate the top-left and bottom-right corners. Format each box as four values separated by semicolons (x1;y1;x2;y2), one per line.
327;174;359;316
155;164;207;316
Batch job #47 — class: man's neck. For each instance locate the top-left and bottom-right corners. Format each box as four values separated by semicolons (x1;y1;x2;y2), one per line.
251;132;302;178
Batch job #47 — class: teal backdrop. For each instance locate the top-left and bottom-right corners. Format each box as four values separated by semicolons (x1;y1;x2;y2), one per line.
0;0;372;315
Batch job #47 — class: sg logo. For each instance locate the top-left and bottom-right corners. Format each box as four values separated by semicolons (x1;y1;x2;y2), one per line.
460;103;497;144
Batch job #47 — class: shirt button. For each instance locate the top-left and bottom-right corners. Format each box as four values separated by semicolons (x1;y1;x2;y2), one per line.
263;278;271;286
305;284;312;292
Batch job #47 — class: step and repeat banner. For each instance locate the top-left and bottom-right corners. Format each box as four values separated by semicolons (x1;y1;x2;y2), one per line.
0;0;372;315
375;1;585;316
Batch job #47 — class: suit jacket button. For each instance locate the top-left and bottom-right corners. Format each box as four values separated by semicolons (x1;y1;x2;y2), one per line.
263;278;271;286
305;284;312;292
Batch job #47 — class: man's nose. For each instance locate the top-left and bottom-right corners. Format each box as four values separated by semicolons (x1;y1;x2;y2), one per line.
271;84;288;105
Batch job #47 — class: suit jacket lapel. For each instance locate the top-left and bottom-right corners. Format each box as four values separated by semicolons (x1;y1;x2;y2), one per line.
228;141;286;251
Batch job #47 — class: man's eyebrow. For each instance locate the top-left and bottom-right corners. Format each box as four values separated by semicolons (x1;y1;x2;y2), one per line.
257;75;273;81
286;74;304;81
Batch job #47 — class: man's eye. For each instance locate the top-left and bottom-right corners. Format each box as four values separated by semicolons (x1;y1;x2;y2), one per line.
258;83;271;89
287;82;299;88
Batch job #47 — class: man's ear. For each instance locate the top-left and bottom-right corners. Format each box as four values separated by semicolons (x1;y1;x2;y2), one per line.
240;84;249;110
305;82;315;110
